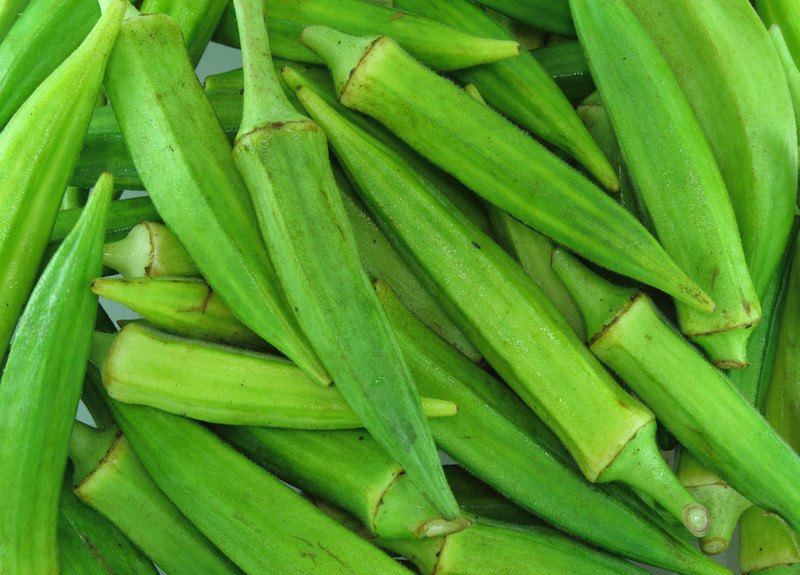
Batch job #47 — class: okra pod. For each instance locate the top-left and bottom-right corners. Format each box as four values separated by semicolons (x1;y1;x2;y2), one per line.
51;196;162;246
231;0;457;518
532;41;594;104
140;0;228;64
0;0;28;41
757;0;800;69
551;247;800;532
0;171;114;573
289;77;709;535
624;0;797;301
0;0;123;358
571;0;760;367
69;422;243;575
394;0;617;191
217;426;470;539
0;0;98;127
740;505;800;574
299;26;713;312
93;322;456;428
58;510;111;575
442;467;536;525
475;0;574;36
102;221;199;278
103;12;329;384
771;25;800;142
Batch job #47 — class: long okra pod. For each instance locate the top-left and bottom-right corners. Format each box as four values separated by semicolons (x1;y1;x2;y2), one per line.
69;422;243;575
0;0;123;358
103;12;329;384
624;0;796;300
394;0;617;191
571;0;760;367
551;247;800;532
231;0;458;518
102;222;199;279
289;77;709;535
0;172;114;573
757;0;800;69
475;0;573;36
299;26;713;312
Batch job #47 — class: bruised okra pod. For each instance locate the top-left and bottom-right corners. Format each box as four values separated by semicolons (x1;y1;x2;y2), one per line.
299;26;713;312
102;222;199;278
231;0;457;518
92;322;456;428
69;422;242;575
140;0;228;65
217;426;470;539
394;0;616;191
0;172;114;574
474;0;573;36
571;0;760;367
0;0;123;358
551;247;800;532
289;75;709;536
103;12;329;384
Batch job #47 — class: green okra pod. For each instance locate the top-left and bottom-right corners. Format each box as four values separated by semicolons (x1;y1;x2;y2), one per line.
475;0;573;36
394;0;617;191
0;172;115;574
103;12;329;384
51;196;162;246
571;0;760;367
140;0;228;64
0;0;99;127
299;26;713;312
532;41;594;104
95;322;456;428
442;467;536;525
69;422;243;575
231;0;458;518
0;0;123;358
551;247;800;532
102;221;199;278
771;25;800;142
58;510;111;575
0;0;28;42
289;76;709;536
217;426;471;539
624;0;797;301
758;0;800;69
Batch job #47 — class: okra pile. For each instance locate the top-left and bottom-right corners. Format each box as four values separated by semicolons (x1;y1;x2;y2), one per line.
2;0;800;573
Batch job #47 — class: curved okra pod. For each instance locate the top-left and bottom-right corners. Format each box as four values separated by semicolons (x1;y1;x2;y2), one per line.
571;0;760;367
91;322;456;428
0;0;99;127
757;0;800;69
0;0;124;359
139;0;228;65
474;0;573;36
624;0;796;301
0;173;114;574
216;426;471;539
231;0;458;519
69;422;243;575
102;222;199;278
394;0;617;191
103;12;329;384
532;41;594;104
299;26;713;312
551;247;800;532
289;78;711;536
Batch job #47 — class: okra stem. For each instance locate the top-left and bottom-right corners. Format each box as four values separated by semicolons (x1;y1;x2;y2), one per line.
102;221;199;278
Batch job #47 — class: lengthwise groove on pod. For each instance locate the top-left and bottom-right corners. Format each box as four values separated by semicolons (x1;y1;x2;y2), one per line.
288;77;710;537
69;422;243;575
102;12;329;385
298;26;714;313
551;247;800;533
571;0;760;368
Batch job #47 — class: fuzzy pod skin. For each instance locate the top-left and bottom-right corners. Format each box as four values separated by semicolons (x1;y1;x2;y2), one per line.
231;0;457;519
475;0;573;36
69;422;243;575
299;26;713;313
532;41;594;104
102;221;199;278
88;359;414;575
571;0;760;367
758;0;800;70
394;0;617;192
93;322;456;428
139;0;228;65
0;0;99;127
624;0;796;301
103;13;328;384
0;172;115;574
51;197;162;246
551;248;800;533
0;0;123;359
217;426;471;540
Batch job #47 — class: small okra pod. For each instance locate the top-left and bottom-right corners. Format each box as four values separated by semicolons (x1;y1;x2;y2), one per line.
757;0;800;68
139;0;228;65
532;41;594;104
0;171;115;574
289;76;709;536
91;323;456;429
0;0;123;358
571;0;760;367
51;196;162;247
102;221;199;278
103;11;329;384
299;25;713;312
69;422;243;575
216;426;471;539
551;247;800;532
394;0;617;191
